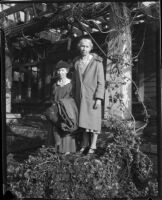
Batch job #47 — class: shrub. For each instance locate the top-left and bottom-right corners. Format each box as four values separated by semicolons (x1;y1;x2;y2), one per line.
7;117;157;199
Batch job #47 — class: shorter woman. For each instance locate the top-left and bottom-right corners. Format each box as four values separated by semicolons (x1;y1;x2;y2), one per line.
46;60;77;154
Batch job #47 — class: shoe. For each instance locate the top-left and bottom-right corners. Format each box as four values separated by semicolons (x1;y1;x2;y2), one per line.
88;147;96;154
80;147;86;153
65;152;70;155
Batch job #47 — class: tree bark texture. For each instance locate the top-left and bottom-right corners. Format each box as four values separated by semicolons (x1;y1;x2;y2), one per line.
104;3;132;120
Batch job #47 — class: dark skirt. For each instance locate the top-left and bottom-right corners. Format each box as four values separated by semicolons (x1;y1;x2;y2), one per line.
46;117;76;153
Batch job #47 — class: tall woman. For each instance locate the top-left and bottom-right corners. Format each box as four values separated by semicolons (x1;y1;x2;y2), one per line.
73;37;105;154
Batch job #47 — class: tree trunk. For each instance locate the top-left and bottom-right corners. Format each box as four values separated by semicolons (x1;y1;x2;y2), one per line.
104;3;132;120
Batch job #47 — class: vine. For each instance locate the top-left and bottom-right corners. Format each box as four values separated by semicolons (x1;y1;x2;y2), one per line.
101;3;149;135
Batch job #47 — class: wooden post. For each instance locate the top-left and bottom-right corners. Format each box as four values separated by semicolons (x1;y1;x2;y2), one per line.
5;47;12;113
24;8;30;22
104;3;132;120
27;66;32;98
18;71;22;101
37;67;42;100
1;27;7;195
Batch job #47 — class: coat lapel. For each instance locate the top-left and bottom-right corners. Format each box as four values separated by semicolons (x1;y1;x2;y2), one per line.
76;61;83;84
82;56;94;82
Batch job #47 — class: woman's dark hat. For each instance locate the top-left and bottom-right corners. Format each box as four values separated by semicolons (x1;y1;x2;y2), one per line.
55;60;71;70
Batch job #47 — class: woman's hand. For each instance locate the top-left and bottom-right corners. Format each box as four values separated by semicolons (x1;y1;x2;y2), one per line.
93;99;101;109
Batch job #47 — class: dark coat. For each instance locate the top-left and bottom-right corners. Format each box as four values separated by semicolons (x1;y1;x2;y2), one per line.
57;98;78;133
73;53;105;132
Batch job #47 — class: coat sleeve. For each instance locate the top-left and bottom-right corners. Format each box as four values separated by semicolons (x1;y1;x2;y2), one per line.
95;61;105;100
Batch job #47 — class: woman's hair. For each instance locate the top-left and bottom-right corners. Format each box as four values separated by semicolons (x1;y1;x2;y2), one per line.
77;36;93;50
56;67;69;74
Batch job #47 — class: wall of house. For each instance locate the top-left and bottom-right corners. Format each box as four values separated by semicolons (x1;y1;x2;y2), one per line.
143;24;158;118
136;22;160;156
132;22;160;120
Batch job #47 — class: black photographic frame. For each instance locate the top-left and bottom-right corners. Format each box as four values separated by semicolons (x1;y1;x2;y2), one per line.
1;1;161;199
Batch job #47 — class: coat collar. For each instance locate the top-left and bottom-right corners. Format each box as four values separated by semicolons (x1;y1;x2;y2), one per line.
75;53;103;82
75;54;93;83
82;55;94;81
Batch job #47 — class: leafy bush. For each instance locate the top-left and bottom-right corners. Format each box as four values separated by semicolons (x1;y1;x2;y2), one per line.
7;117;158;199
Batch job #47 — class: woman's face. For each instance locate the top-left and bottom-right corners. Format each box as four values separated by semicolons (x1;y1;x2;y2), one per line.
78;39;92;56
57;68;68;79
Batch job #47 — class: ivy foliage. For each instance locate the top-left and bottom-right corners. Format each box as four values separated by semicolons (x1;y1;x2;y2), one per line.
7;117;158;199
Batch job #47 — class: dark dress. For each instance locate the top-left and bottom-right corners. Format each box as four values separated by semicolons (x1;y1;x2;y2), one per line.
47;81;76;153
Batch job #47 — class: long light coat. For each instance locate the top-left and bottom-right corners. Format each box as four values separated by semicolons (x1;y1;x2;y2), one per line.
73;53;105;132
